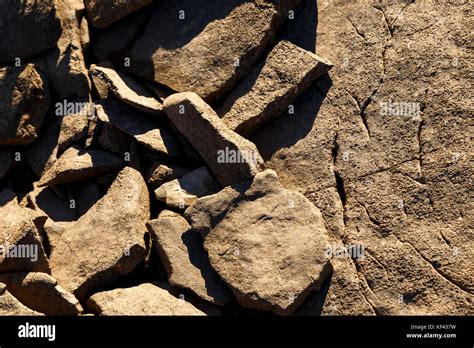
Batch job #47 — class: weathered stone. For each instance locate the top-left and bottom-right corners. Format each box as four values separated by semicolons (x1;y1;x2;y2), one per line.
97;99;180;156
0;199;50;274
86;282;206;315
57;107;90;151
163;92;265;187
43;219;73;255
0;64;50;145
85;0;152;28
91;64;163;115
185;169;332;315
38;146;123;187
118;0;301;102
50;167;149;301
0;149;14;180
25;123;60;178
147;210;231;305
219;40;333;136
146;163;190;189
46;1;91;99
0;272;82;315
0;0;62;63
0;285;42;316
154;167;219;211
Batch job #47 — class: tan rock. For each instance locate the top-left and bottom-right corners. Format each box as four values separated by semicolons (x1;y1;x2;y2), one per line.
85;0;152;28
146;163;189;189
0;285;42;316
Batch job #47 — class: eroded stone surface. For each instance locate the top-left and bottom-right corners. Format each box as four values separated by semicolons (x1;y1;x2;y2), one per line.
85;0;152;28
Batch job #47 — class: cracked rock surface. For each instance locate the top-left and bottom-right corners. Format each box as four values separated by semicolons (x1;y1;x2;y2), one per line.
0;0;471;317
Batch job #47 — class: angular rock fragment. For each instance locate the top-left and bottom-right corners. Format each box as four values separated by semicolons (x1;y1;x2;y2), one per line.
118;0;301;102
0;148;14;180
97;99;179;156
0;199;50;274
185;170;332;315
91;64;163;115
0;0;62;63
43;220;73;255
49;167;149;301
25;123;60;177
146;163;189;189
38;146;123;187
57;106;90;151
46;2;91;99
219;40;333;136
86;282;206;315
0;285;42;316
147;211;231;305
163;93;265;187
154;167;219;211
0;272;82;315
0;64;50;145
85;0;152;28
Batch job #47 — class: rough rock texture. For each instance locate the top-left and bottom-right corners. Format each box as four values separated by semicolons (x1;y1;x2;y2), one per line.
86;282;206;315
249;0;474;315
154;167;220;211
163;92;265;187
0;272;82;315
49;167;149;301
146;163;190;189
0;284;42;316
85;0;152;28
0;64;50;145
57;110;90;151
25;123;60;177
147;210;232;305
91;64;163;115
38;146;123;187
0;198;50;274
185;170;332;315
97;99;180;156
0;0;62;63
219;40;333;136
117;0;301;102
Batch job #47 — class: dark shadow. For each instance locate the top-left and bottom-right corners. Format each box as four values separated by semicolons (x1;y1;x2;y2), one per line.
250;76;333;161
34;186;78;221
295;270;333;315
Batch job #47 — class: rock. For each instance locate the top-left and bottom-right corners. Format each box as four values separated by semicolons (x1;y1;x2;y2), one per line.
0;0;62;63
0;148;14;180
86;282;206;315
49;167;149;301
85;0;152;28
97;99;180;156
43;220;73;255
147;210;231;305
0;199;50;274
118;0;301;102
219;40;333;136
146;163;190;189
25;123;60;177
27;185;78;222
57;107;90;151
38;146;123;187
0;285;42;316
154;167;220;211
163;92;265;187
98;123;131;154
0;272;82;315
90;64;163;115
45;1;91;99
72;181;102;216
185;169;332;315
0;64;50;145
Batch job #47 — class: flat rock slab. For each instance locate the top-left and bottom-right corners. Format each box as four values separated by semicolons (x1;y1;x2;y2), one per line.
118;0;300;102
86;282;206;315
0;64;50;145
0;0;62;63
49;167;149;301
38;145;123;187
0;199;50;274
97;99;180;156
91;64;163;115
154;167;220;211
185;169;332;315
163;92;265;187
0;285;42;316
219;40;333;136
0;272;82;315
85;0;152;28
147;210;232;305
